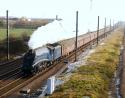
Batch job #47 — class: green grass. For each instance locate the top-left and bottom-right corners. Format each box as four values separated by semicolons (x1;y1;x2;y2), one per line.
50;28;123;98
0;28;34;41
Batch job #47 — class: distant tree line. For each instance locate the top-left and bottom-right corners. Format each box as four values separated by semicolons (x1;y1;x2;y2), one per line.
0;18;54;29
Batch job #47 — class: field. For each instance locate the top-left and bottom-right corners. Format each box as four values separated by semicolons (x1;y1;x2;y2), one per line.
0;28;35;62
0;28;34;41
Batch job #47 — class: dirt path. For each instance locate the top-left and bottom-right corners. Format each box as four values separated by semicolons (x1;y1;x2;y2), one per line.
120;28;125;98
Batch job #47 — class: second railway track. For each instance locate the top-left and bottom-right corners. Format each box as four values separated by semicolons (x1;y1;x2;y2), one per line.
0;58;22;75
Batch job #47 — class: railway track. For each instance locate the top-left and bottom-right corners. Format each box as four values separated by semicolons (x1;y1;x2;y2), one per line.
0;58;22;75
0;58;23;97
0;67;21;79
0;70;21;88
0;65;22;90
0;57;22;66
0;30;113;97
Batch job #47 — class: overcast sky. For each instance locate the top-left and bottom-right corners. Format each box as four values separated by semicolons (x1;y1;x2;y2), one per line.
0;0;124;31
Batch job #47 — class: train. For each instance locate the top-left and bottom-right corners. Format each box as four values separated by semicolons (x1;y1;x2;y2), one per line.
22;26;112;75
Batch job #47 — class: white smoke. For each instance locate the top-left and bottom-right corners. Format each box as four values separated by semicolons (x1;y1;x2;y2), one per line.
28;18;99;50
28;20;81;49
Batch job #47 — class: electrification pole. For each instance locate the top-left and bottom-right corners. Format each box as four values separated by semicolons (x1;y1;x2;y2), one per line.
113;20;114;31
104;18;106;37
6;10;9;60
75;11;78;62
97;16;99;45
110;19;111;31
56;15;58;20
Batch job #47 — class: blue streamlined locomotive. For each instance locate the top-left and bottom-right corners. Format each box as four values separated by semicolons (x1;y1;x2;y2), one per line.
22;43;62;75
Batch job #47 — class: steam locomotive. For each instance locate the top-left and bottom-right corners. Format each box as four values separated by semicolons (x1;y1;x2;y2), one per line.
22;43;62;75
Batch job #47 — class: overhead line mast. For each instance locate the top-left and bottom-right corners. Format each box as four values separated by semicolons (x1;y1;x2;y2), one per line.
75;11;78;62
6;10;9;60
97;16;99;45
90;0;93;11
